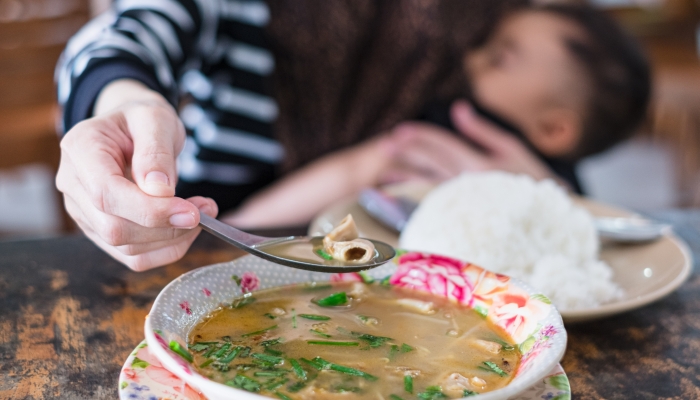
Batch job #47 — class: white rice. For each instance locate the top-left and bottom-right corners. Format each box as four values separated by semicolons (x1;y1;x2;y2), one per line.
398;171;622;310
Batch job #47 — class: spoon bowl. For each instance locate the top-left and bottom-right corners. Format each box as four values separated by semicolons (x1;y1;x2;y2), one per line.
199;214;395;272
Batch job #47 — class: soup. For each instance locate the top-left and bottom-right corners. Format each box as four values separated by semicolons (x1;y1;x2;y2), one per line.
188;282;520;399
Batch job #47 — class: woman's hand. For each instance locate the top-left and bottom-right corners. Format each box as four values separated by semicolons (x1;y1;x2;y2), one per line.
379;100;558;185
56;79;218;271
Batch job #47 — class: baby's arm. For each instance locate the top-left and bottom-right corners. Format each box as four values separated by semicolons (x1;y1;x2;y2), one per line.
223;137;392;229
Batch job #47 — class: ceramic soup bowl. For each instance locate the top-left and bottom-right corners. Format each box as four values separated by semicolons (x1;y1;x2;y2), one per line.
145;252;567;400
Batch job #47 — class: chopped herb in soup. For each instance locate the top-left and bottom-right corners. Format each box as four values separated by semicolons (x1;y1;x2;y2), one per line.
188;282;520;399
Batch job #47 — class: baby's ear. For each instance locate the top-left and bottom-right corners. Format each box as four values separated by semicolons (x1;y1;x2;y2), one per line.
529;108;582;157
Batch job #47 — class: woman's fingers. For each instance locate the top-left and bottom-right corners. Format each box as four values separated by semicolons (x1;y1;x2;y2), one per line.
114;198;217;256
62;118;200;230
126;102;186;198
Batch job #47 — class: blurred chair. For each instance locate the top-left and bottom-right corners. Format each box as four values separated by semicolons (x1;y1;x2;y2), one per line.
0;0;89;233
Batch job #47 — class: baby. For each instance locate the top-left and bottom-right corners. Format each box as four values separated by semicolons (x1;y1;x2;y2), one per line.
228;4;652;228
422;3;651;192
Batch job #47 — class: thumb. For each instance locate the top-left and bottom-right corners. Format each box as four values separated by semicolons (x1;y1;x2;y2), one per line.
128;109;184;197
451;100;514;153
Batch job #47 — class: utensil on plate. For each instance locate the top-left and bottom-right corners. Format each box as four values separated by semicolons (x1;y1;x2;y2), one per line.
359;188;672;243
199;214;395;272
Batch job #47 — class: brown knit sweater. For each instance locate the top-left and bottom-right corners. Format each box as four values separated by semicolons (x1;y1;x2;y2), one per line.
266;0;528;170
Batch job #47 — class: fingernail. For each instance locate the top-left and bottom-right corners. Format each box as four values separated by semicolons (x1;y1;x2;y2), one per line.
145;171;169;187
170;212;196;228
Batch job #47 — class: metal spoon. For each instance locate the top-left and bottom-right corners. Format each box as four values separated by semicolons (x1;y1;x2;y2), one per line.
358;188;672;244
199;214;395;272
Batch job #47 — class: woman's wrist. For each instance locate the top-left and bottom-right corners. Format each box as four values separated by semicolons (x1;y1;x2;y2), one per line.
94;79;171;116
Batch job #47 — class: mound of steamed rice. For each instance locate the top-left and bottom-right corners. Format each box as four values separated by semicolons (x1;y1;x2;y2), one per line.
399;172;622;310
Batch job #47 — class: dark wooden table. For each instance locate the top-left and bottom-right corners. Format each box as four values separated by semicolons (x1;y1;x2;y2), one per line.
1;211;699;399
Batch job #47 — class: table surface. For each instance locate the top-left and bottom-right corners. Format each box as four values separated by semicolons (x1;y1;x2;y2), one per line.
1;212;699;400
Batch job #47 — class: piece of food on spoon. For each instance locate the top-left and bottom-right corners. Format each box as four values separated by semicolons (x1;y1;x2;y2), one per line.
321;215;375;263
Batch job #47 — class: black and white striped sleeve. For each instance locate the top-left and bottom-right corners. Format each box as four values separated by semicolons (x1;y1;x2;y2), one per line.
55;0;220;133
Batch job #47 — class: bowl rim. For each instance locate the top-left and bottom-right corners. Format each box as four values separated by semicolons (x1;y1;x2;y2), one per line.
144;255;567;400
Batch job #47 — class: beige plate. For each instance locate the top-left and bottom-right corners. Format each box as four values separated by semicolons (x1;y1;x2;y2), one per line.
309;183;693;323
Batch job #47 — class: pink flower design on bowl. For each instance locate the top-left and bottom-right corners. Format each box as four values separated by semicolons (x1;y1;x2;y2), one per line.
488;290;551;344
239;272;260;293
390;252;474;305
463;263;511;307
133;345;205;400
330;272;364;282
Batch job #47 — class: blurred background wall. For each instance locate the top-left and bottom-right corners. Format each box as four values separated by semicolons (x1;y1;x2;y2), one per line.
0;0;699;238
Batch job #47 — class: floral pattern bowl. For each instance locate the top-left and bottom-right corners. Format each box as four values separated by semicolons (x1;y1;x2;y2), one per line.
144;252;567;400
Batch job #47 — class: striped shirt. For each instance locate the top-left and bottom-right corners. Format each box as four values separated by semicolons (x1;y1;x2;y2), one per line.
56;0;583;212
56;0;280;212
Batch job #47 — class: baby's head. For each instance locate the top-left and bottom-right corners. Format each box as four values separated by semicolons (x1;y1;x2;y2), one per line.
465;4;651;160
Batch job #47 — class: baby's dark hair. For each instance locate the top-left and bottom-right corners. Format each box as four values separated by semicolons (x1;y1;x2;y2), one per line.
539;4;651;160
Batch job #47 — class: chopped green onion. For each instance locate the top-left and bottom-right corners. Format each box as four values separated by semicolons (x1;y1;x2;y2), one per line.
239;346;251;358
311;357;377;381
299;357;324;370
254;371;288;377
214;343;231;358
390;395;405;400
463;389;478;396
275;391;293;400
264;313;278;319
265;347;283;357
346;330;393;348
265;378;289;391
252;353;284;365
292;309;297;328
287;381;306;392
241;325;278;338
289;358;307;380
307;340;359;346
232;296;256;308
404;375;413;394
168;341;193;362
226;375;261;392
199;358;214;368
189;342;217;352
314;248;334;260
203;345;219;358
310;329;331;338
417;386;448;399
220;346;242;364
491;338;515;351
213;363;231;372
298;314;331;321
314;292;347;307
479;361;508;377
400;343;414;353
389;344;399;359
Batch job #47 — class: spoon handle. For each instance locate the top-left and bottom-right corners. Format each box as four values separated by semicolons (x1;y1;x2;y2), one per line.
199;214;271;249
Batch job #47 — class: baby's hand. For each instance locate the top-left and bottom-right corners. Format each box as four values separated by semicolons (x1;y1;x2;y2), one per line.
379;100;557;185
